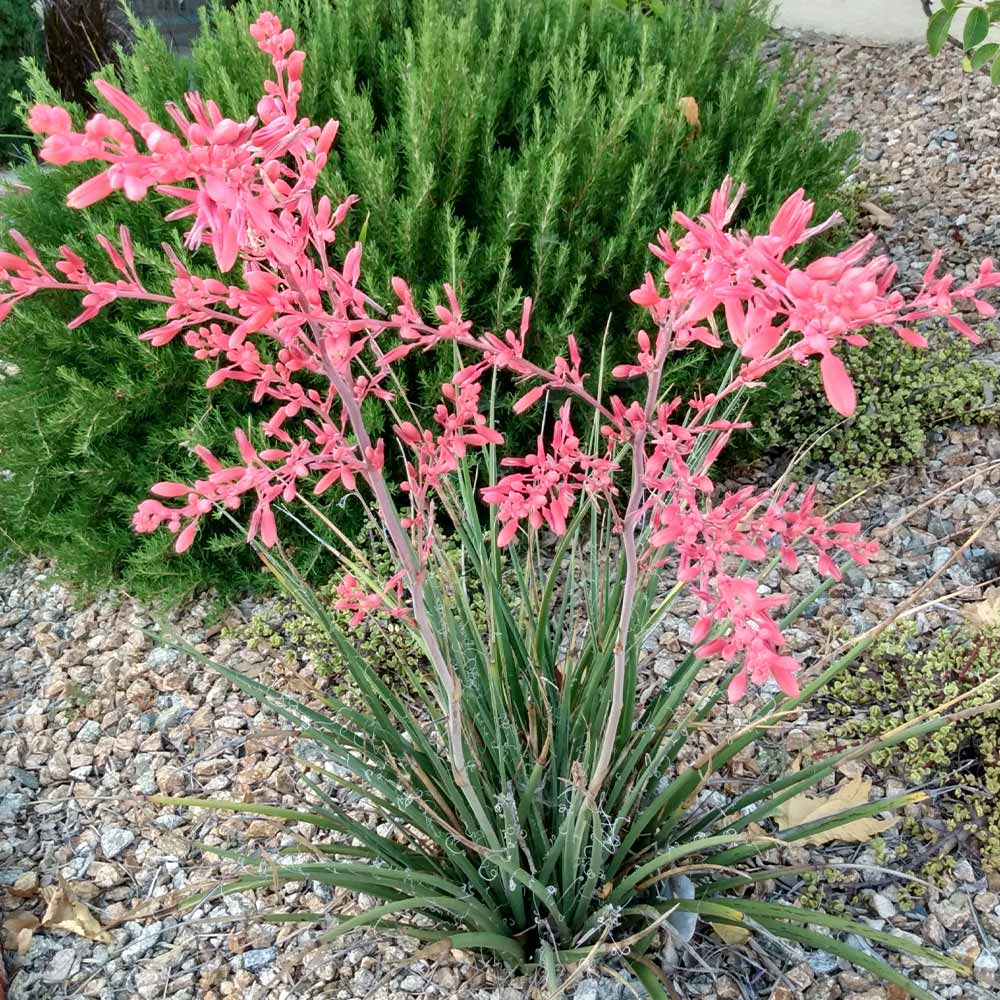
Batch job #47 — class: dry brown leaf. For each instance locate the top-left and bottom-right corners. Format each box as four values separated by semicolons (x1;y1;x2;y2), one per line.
964;585;1000;631
710;920;751;946
837;759;866;780
677;96;701;135
859;199;895;227
3;913;40;956
41;882;112;944
775;776;898;846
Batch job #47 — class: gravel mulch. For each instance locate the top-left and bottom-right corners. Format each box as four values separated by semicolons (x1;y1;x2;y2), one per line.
3;29;1000;1000
780;33;1000;293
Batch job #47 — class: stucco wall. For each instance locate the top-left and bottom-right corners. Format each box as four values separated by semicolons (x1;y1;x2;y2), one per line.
773;0;976;45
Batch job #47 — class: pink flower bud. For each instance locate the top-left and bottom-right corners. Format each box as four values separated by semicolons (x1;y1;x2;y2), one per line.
513;385;545;415
210;118;242;144
27;104;72;135
174;520;198;553
150;482;190;498
66;171;114;209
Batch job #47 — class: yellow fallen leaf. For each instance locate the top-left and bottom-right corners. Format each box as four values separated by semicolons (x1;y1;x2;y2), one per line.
3;912;40;956
677;96;701;135
710;920;751;946
964;585;1000;631
41;881;112;944
775;776;898;846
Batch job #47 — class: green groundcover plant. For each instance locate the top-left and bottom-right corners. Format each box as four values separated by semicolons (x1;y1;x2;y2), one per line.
4;17;1000;994
831;617;1000;870
0;0;856;601
764;325;998;475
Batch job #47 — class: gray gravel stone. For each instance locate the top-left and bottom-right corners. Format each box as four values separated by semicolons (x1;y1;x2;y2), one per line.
0;792;25;822
120;920;163;963
241;946;278;972
100;827;135;859
76;719;101;742
808;951;842;975
42;948;80;983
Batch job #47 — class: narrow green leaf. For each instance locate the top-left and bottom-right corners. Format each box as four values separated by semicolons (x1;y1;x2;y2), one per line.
709;898;967;973
609;833;755;902
150;795;341;830
320;895;492;942
754;920;938;1000
626;957;673;1000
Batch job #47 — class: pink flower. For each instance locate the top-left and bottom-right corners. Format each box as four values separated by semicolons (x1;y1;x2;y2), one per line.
27;104;72;135
3;16;997;709
482;402;618;546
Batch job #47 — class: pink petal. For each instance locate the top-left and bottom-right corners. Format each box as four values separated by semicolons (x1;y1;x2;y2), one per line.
513;385;545;415
151;482;190;498
174;521;198;553
66;171;114;209
497;520;519;546
726;668;748;703
260;503;278;547
819;353;856;417
94;80;151;130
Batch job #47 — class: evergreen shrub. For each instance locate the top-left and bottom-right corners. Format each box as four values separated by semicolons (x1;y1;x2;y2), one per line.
0;0;856;600
0;0;41;146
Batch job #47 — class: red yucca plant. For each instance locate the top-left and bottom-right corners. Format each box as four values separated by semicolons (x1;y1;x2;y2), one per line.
4;12;1000;996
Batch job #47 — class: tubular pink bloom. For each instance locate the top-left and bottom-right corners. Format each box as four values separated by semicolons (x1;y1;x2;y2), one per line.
819;353;856;417
150;482;190;498
94;79;151;131
894;326;928;349
947;314;981;343
174;521;199;553
768;188;812;245
726;668;748;702
497;519;520;547
66;171;114;209
0;251;29;272
512;385;545;415
520;296;533;335
259;503;278;547
630;273;661;308
706;175;744;226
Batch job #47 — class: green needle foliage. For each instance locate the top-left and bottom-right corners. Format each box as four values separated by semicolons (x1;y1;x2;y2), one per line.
155;470;975;998
0;0;856;600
